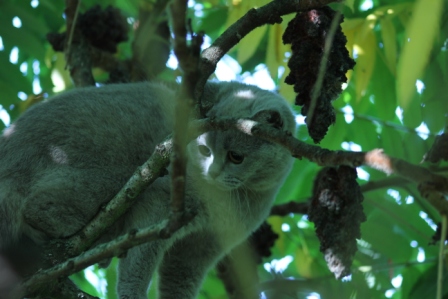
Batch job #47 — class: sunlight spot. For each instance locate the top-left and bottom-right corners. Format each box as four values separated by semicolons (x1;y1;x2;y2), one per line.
341;105;354;123
410;240;418;248
297;215;310;229
260;292;267;299
417;247;425;262
166;52;178;69
365;273;375;288
360;0;373;11
30;0;39;8
0;108;11;127
415;122;429;140
84;266;107;296
32;60;40;75
341;141;362;152
391;274;403;288
263;262;271;272
357;167;370;181
357;239;372;248
395;106;403;123
295;114;305;125
307;293;321;299
281;223;290;232
51;69;66;92
17;91;27;100
194;3;204;17
387;9;394;14
201;35;212;50
215;55;241;81
269;255;293;273
385;289;396;298
387;189;401;204
405;195;414;204
419;211;437;230
278;66;285;79
33;77;42;94
12;17;22;28
126;17;135;25
341;82;348;90
20;62;28;75
0;36;4;51
416;79;425;94
352;45;360;58
342;275;352;282
243;65;276;90
358;265;372;272
369;95;375;104
9;47;19;64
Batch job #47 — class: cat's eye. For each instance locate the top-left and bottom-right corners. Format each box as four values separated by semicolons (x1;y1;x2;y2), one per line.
227;151;244;164
198;145;211;157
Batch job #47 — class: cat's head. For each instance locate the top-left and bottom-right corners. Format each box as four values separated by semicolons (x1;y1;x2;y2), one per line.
188;82;295;192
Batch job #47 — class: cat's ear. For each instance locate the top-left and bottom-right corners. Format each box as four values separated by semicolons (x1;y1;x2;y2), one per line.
253;110;284;129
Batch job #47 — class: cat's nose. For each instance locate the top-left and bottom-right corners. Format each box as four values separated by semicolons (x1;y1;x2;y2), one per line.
209;168;219;179
208;163;221;179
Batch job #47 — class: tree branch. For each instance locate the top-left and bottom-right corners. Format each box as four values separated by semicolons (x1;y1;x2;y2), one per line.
193;117;448;215
19;117;447;298
196;0;342;102
15;213;195;298
62;136;173;257
64;0;95;87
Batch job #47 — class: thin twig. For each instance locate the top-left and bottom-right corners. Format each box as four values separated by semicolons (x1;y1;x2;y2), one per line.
15;215;194;299
65;0;81;61
64;136;172;256
437;216;447;299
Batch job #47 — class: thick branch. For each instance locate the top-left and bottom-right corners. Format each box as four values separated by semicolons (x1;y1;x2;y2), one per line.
168;0;203;218
16;212;195;299
64;0;95;87
196;0;342;101
193;117;448;215
63;136;172;256
20;116;448;296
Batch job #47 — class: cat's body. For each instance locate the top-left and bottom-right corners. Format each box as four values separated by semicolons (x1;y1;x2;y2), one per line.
0;81;295;299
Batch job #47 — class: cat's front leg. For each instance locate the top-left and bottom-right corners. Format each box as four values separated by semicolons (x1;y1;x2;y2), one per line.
157;232;221;299
117;241;165;299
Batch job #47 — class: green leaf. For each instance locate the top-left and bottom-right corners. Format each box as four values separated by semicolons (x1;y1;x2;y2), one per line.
380;127;405;158
421;98;447;133
401;93;422;129
353;18;377;100
402;133;426;163
409;264;448;299
0;20;46;60
1;1;49;35
396;0;444;108
195;6;228;39
370;53;397;121
380;17;397;75
0;52;32;94
71;270;101;297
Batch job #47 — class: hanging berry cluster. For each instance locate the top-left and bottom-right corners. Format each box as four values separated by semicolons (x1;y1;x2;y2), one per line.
308;166;366;279
283;6;355;143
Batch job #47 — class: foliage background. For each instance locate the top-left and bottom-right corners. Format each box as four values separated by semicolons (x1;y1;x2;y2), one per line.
0;0;447;298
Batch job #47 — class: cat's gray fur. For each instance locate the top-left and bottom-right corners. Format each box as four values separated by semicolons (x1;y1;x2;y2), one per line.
0;81;295;299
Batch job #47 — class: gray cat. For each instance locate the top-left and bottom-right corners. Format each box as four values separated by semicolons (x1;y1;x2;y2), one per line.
0;81;295;299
